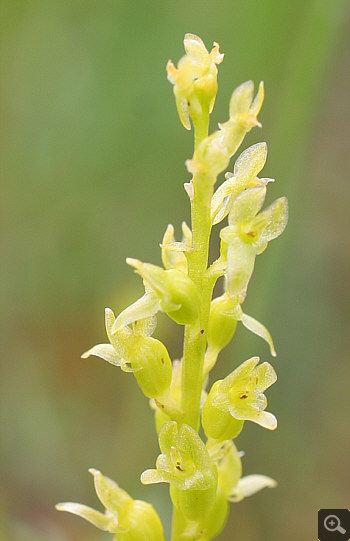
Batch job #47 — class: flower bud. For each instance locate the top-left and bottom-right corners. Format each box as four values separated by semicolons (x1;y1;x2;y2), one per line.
202;381;244;441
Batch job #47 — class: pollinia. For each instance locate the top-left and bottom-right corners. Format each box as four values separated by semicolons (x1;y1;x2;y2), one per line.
56;34;288;540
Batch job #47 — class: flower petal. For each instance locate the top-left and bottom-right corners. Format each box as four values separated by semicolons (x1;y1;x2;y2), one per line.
250;81;264;117
240;313;276;356
225;238;256;296
254;362;277;392
89;469;132;515
229;473;276;502
218;357;260;396
233;142;267;179
229;406;277;430
141;468;174;486
175;93;191;130
81;344;122;366
184;33;209;60
228;186;266;226
258;196;288;247
229;80;254;118
112;292;161;333
55;502;112;532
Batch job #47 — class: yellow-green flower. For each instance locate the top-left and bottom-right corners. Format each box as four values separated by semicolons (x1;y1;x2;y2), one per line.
120;258;200;327
202;357;277;436
83;308;172;400
141;421;217;520
167;33;224;130
221;185;288;296
211;141;274;225
56;469;165;541
186;81;264;180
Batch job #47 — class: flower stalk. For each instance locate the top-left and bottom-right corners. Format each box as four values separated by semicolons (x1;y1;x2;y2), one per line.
56;33;288;541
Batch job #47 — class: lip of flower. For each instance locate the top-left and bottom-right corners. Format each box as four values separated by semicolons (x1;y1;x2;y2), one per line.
212;357;278;430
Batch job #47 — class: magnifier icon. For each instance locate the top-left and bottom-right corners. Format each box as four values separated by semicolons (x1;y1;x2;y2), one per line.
324;514;346;534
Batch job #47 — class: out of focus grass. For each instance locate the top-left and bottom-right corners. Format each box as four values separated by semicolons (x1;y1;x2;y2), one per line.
1;1;349;540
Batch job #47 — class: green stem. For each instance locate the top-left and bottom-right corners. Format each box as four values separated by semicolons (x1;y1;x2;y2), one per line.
181;118;213;431
172;106;214;540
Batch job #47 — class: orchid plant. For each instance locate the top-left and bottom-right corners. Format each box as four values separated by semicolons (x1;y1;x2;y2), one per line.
56;33;288;540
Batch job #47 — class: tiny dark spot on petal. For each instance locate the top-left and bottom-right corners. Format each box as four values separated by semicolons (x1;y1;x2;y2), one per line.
200;329;204;334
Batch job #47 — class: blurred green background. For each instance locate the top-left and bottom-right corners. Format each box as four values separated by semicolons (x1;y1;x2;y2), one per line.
1;1;349;540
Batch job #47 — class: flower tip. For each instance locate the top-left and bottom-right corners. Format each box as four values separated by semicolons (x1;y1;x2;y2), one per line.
210;41;224;64
184;181;194;201
166;60;177;83
126;257;141;270
267;415;278;430
81;350;90;359
88;468;100;477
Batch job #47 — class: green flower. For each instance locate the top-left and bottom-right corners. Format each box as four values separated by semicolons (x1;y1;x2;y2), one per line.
56;469;165;541
114;258;200;327
211;142;274;225
221;185;288;296
83;308;172;400
141;421;217;520
186;81;264;180
202;357;277;437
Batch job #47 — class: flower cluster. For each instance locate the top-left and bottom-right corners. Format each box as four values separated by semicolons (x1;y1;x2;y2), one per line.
57;34;287;540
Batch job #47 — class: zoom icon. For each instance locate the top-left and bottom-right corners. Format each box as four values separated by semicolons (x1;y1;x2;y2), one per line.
318;509;350;540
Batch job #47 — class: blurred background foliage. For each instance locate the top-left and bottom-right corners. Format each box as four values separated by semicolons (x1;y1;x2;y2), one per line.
1;1;349;540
